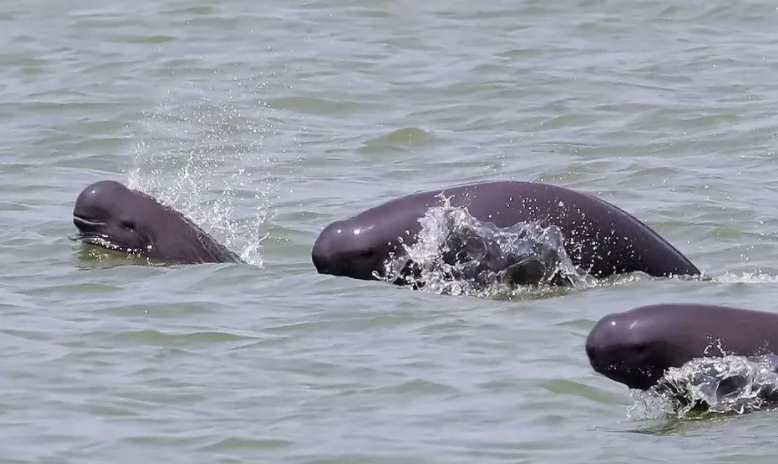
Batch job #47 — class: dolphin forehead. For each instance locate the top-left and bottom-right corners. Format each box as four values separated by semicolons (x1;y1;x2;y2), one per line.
330;219;378;238
74;180;134;210
590;305;702;351
313;220;386;260
78;180;131;197
587;312;649;348
73;181;176;241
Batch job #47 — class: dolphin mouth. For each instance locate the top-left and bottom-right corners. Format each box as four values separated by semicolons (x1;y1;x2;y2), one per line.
72;216;148;257
72;215;119;250
73;215;106;231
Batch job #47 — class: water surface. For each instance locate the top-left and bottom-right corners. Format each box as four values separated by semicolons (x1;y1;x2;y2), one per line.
3;0;778;462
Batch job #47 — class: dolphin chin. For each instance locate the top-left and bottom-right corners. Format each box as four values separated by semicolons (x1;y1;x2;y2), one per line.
73;231;130;253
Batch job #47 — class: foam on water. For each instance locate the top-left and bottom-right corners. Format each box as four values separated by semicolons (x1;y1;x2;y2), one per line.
712;271;778;285
381;195;598;299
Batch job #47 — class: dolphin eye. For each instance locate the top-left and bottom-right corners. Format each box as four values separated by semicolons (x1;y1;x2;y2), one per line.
359;250;375;259
120;220;136;231
630;343;651;355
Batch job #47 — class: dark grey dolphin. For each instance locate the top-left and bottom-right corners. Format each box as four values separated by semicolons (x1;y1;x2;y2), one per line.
311;181;700;287
72;180;242;264
585;303;778;391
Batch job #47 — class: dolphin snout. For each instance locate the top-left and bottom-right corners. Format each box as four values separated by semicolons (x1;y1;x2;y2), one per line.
312;222;384;281
311;244;331;274
585;315;619;375
311;242;358;278
311;227;342;276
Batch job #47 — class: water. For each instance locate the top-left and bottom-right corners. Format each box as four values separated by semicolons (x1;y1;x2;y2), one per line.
3;0;778;462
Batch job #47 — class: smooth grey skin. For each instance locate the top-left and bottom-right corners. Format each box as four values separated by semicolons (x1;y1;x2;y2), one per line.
311;181;700;286
72;180;242;264
585;303;778;391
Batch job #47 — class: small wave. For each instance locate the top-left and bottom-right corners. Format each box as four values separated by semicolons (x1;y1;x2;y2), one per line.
628;355;778;419
711;271;778;285
358;127;445;155
379;195;598;299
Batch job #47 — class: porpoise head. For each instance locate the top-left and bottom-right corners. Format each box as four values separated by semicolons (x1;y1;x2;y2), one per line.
72;180;167;255
585;305;699;391
311;216;412;280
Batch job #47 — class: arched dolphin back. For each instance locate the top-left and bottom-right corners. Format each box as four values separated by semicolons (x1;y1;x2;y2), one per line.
311;181;700;282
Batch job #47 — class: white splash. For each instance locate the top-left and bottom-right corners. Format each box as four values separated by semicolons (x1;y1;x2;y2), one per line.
629;354;778;419
381;195;597;299
713;271;778;284
124;84;281;267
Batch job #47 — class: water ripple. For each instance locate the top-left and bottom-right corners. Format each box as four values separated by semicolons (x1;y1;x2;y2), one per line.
3;0;778;462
